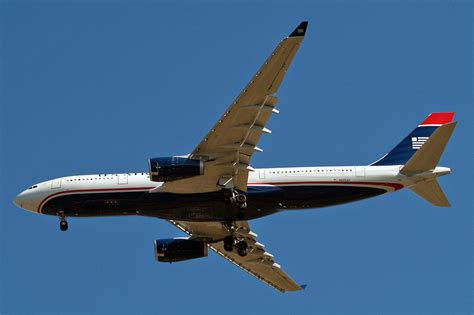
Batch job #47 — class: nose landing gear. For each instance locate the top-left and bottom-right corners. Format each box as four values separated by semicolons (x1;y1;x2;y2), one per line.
58;212;68;231
60;220;68;231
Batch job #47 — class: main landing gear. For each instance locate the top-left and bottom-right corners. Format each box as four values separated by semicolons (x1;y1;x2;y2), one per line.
58;212;68;231
228;189;247;209
223;236;248;257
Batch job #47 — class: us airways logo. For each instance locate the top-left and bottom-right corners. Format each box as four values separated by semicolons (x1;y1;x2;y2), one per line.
411;136;429;149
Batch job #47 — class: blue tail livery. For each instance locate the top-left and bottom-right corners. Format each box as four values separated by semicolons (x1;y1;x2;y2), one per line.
371;112;455;166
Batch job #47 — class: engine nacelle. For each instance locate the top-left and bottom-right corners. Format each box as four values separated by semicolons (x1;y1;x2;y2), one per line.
154;238;208;263
148;157;203;182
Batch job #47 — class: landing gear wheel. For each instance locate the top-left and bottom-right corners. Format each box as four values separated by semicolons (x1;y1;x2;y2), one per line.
58;211;68;231
224;242;234;252
236;193;247;209
235;193;247;204
59;220;68;231
231;191;247;209
224;243;234;252
223;236;234;252
236;240;248;257
237;247;247;256
225;189;248;209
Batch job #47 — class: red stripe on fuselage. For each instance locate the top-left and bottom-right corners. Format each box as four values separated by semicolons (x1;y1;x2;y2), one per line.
38;181;404;213
248;181;404;191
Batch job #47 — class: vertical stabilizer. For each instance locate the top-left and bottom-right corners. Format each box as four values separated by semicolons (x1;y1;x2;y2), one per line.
400;122;457;174
372;113;455;166
372;112;456;207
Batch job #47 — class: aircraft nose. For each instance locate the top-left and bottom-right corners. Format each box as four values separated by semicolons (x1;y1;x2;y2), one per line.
14;192;25;208
13;191;37;212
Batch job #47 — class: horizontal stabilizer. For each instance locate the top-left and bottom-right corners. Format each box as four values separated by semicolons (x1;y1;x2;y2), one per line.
401;122;457;175
409;179;450;207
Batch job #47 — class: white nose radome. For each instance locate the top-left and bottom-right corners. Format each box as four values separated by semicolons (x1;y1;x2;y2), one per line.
13;193;22;208
13;191;37;213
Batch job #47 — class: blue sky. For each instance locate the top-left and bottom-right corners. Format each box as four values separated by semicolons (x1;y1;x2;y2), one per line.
1;2;472;314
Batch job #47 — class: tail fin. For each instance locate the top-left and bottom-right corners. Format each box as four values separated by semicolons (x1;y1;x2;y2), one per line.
409;179;450;207
400;121;457;174
371;112;456;166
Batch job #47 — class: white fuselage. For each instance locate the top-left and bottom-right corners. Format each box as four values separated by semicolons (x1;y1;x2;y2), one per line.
14;165;450;216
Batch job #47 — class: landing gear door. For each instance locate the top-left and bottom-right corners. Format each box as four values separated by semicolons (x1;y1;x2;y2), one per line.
355;166;365;177
51;178;62;189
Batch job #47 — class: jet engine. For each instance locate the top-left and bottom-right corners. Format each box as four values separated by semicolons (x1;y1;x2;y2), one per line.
148;157;203;182
154;238;208;263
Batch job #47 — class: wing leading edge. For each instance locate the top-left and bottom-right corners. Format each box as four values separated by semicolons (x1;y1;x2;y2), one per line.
156;21;309;292
160;21;309;194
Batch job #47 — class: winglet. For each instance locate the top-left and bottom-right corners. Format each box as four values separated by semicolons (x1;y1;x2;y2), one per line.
300;284;307;290
289;21;308;37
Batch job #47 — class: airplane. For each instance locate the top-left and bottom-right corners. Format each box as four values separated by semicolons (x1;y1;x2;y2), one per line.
13;21;457;292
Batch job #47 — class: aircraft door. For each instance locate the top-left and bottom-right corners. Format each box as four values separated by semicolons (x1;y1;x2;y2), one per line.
355;166;365;177
258;170;266;179
118;174;128;185
51;178;62;189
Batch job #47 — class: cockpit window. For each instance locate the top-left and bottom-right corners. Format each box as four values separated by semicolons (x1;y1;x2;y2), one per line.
27;185;38;190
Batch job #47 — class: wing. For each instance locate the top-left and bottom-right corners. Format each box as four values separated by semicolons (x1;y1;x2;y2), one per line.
160;21;308;194
168;220;304;292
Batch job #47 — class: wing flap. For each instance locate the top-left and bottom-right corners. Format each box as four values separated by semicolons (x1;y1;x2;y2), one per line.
168;220;304;292
210;242;303;292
